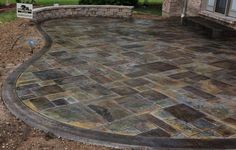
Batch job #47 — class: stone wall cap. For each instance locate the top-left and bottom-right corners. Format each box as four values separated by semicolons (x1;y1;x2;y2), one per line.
200;11;236;25
33;5;134;12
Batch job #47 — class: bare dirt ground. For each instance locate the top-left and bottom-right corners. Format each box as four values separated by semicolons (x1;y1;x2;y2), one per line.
0;19;114;150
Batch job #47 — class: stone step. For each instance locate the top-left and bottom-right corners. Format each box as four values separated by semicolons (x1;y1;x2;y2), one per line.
185;16;236;39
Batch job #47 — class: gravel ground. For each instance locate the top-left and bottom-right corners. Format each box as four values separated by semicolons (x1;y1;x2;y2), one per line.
0;19;115;150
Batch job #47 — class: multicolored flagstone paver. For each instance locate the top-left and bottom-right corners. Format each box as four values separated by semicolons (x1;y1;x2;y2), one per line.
12;17;236;143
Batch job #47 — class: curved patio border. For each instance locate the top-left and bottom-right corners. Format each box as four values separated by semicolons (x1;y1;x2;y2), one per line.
2;17;236;149
32;5;133;23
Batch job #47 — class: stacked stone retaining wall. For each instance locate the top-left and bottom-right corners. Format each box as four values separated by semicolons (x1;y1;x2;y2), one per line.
32;5;133;22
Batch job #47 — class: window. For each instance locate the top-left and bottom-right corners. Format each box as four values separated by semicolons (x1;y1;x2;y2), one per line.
206;0;215;11
229;0;236;17
208;0;215;6
231;0;236;10
205;0;236;17
215;0;227;14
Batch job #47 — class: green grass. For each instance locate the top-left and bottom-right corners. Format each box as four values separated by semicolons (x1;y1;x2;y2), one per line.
134;7;162;16
0;0;79;5
0;0;15;6
138;0;162;5
34;0;79;6
0;0;162;23
0;10;16;23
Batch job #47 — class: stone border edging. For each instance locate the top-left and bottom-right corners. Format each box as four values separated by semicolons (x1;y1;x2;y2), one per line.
2;19;236;149
32;5;134;23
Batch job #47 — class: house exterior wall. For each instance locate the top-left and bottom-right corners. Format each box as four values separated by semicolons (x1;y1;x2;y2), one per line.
162;0;236;29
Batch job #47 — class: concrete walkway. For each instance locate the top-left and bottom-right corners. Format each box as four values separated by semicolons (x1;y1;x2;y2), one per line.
3;17;236;149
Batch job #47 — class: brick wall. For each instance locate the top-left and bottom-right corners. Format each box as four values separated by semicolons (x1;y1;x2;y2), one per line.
32;5;134;23
186;0;202;16
162;0;201;17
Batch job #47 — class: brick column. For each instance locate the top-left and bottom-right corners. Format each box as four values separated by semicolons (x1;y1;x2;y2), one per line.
162;0;184;17
162;0;202;17
186;0;202;16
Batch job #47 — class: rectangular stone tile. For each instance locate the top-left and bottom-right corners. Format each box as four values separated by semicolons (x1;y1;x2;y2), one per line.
115;94;154;113
125;70;148;78
155;51;179;59
42;104;105;128
33;61;52;70
17;72;39;83
121;44;144;49
211;60;236;70
192;130;221;138
89;74;112;84
193;79;232;95
189;45;218;53
210;79;233;89
54;75;90;85
88;100;132;122
97;51;111;57
19;94;36;101
169;71;197;80
214;125;236;137
138;62;178;73
124;78;151;87
28;97;55;111
143;114;177;134
192;118;217;130
104;115;157;136
49;51;69;58
200;102;231;119
165;104;205;122
102;60;128;67
33;69;71;80
67;88;94;102
151;109;176;121
169;71;209;81
166;118;202;137
66;97;79;104
147;75;187;89
139;53;160;63
33;85;65;96
103;81;126;89
230;70;236;77
80;84;112;97
137;128;170;137
134;82;156;92
122;51;142;59
155;98;178;108
38;80;57;87
183;63;221;74
140;90;168;102
111;86;138;96
102;72;125;83
16;88;34;98
52;98;69;106
57;57;88;66
16;83;40;91
169;57;193;66
223;117;236;126
183;86;216;100
45;92;69;101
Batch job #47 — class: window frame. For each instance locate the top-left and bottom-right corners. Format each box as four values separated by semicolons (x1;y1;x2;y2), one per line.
229;0;236;17
204;0;236;18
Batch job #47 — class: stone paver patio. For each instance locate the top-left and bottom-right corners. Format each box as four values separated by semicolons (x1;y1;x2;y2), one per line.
3;17;236;148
